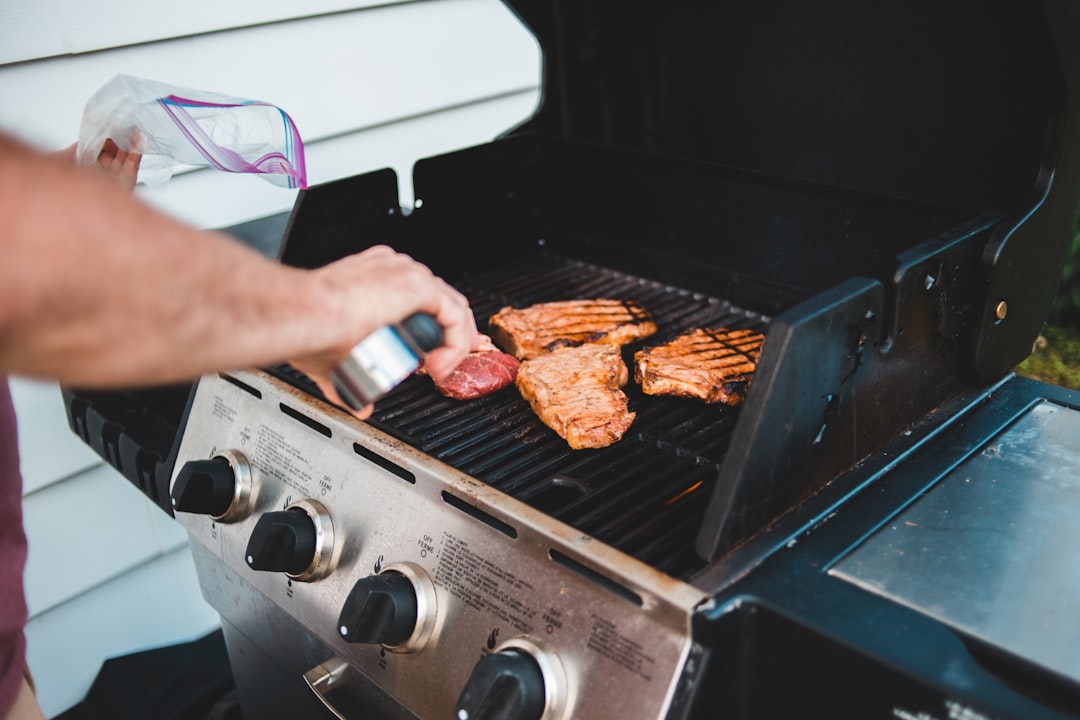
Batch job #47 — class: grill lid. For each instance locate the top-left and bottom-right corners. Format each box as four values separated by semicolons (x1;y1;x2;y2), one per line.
503;0;1080;378
509;0;1054;213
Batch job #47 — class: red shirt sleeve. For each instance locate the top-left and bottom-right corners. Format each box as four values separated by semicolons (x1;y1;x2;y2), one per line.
0;379;29;716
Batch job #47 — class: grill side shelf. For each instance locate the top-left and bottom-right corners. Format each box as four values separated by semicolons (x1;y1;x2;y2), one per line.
62;383;196;517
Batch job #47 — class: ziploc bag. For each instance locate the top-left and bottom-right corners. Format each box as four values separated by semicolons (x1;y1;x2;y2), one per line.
76;74;306;189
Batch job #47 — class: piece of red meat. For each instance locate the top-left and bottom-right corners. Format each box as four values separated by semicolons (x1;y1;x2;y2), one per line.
433;350;520;400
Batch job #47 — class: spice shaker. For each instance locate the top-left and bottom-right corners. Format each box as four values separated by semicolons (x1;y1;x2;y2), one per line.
332;313;443;411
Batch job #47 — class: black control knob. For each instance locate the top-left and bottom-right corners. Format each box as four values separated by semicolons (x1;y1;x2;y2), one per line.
172;456;238;518
456;649;546;720
337;571;418;646
245;508;317;575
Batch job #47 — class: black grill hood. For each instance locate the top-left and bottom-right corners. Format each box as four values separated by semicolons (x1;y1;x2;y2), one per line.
499;0;1080;379
509;0;1052;214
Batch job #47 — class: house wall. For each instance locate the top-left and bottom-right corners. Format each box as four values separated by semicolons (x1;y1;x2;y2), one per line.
0;2;540;715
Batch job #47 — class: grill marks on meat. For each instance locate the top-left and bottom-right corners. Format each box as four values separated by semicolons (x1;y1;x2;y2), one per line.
485;298;761;449
515;344;635;450
634;328;765;406
489;299;657;360
433;350;519;400
492;299;653;448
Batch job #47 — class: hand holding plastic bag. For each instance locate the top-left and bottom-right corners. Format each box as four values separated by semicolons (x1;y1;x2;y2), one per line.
76;74;307;189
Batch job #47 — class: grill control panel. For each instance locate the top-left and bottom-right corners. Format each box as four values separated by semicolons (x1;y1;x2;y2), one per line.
171;371;707;720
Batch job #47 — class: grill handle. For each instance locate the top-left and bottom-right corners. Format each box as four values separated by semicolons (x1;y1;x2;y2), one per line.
303;657;351;720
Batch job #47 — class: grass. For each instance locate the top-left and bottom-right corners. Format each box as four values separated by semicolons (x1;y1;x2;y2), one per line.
1014;323;1080;390
1010;204;1080;390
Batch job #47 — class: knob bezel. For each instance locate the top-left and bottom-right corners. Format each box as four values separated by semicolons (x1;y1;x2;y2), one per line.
380;561;438;654
284;498;337;582
211;449;254;522
170;449;254;523
491;636;570;720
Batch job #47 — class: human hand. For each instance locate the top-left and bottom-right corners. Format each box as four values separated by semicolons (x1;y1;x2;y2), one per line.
54;138;142;192
290;245;480;419
94;138;142;192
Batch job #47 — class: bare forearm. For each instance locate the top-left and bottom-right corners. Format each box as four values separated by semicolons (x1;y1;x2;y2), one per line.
0;135;342;387
0;133;478;400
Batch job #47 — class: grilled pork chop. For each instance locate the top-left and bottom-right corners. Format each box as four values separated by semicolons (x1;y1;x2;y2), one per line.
515;344;635;449
490;299;657;360
634;327;765;405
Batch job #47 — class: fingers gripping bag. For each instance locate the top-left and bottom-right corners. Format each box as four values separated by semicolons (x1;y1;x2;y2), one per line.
76;74;307;189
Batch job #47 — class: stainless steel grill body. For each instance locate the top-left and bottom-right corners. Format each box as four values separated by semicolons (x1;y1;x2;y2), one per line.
173;369;709;720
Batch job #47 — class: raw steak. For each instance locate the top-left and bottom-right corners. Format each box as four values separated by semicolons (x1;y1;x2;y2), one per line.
434;349;520;400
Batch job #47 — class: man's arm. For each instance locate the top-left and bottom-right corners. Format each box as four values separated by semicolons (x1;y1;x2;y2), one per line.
0;133;476;401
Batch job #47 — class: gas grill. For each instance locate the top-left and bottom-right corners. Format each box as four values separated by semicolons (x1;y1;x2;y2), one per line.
63;1;1080;718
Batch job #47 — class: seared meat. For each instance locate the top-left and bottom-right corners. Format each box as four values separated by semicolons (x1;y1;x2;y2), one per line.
489;299;657;360
434;349;519;400
515;344;635;450
634;327;765;405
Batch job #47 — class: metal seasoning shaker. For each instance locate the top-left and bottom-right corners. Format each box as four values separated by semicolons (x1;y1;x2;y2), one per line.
332;313;443;411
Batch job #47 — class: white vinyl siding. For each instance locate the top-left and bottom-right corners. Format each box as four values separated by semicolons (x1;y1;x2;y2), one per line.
2;1;540;716
0;0;421;64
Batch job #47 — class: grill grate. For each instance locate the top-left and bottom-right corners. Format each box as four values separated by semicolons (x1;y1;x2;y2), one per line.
362;251;769;580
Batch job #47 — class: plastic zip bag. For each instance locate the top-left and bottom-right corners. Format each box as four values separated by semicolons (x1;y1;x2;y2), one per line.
76;74;307;189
